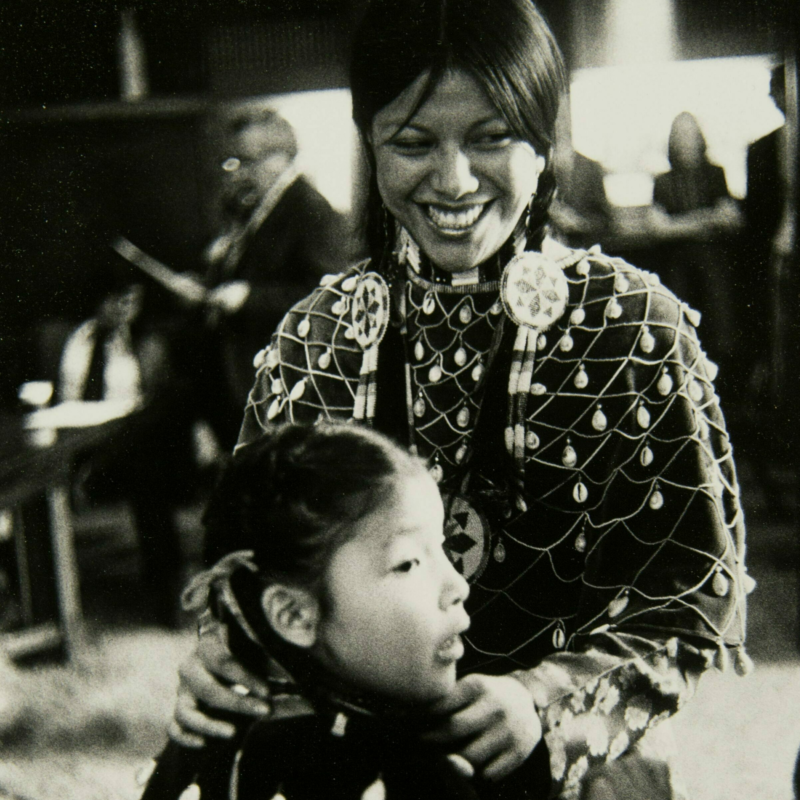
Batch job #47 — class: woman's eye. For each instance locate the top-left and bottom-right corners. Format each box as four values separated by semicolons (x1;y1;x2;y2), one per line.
391;138;433;154
393;558;419;573
473;131;513;148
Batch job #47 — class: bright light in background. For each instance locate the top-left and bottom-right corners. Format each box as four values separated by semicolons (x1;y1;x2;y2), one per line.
607;0;675;65
571;56;785;205
247;89;356;214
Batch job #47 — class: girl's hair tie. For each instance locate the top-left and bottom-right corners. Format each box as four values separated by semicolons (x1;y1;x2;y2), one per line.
181;550;259;614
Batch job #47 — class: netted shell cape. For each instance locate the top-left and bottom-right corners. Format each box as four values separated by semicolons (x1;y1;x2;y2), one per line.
239;239;750;798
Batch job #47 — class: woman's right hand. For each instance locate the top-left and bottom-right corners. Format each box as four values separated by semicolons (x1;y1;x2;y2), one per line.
169;621;272;748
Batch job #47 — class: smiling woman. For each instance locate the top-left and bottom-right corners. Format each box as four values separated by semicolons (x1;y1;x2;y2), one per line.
171;1;751;799
371;70;547;272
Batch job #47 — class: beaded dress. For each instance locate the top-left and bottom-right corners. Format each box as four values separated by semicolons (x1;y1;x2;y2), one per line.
239;237;751;799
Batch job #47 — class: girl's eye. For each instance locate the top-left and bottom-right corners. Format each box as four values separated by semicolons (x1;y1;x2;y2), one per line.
393;558;420;573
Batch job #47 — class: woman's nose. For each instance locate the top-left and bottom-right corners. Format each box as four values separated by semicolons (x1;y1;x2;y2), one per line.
431;146;479;199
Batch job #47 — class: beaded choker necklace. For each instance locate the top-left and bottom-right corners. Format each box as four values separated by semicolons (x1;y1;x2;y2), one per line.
396;223;518;287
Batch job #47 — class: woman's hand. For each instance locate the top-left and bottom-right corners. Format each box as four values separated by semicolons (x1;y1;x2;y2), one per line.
169;623;271;748
423;674;543;781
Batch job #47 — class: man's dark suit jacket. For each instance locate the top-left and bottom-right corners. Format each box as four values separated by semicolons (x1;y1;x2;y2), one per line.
215;175;349;420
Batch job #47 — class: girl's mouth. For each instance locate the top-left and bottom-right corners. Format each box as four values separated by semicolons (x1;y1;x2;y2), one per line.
423;202;490;235
435;633;465;664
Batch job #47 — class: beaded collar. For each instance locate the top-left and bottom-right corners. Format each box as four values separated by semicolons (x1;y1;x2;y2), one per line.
396;223;523;288
401;267;507;487
395;228;575;492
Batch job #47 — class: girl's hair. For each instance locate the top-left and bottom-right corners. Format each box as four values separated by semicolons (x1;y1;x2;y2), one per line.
203;422;424;591
350;0;567;264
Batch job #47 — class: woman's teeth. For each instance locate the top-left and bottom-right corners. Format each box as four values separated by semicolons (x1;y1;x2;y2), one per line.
426;204;485;231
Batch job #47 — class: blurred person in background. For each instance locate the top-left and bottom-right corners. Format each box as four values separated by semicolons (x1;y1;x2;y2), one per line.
549;106;612;250
187;110;349;452
742;65;789;412
649;111;742;399
59;262;190;627
744;64;789;294
740;61;799;507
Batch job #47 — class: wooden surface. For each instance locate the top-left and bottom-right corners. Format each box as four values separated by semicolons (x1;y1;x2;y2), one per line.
0;412;139;660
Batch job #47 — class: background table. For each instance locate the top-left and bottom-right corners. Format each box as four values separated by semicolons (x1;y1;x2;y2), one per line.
0;411;135;660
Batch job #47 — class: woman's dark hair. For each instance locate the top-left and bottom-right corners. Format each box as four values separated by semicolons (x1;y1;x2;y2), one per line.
350;0;567;263
203;422;423;589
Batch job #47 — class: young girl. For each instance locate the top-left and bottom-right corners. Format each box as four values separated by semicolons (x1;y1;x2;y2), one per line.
142;422;475;800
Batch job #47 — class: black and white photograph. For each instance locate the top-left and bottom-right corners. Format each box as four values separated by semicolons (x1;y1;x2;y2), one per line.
0;1;798;798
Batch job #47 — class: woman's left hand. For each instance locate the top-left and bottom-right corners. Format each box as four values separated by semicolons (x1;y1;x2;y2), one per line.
423;674;542;781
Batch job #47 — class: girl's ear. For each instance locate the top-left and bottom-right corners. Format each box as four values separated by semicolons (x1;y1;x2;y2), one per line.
260;584;321;648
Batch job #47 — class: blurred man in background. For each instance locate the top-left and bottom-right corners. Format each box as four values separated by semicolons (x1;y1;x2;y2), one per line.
190;109;348;451
743;64;788;389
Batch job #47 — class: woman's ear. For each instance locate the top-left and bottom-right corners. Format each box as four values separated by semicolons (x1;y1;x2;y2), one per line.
260;584;321;649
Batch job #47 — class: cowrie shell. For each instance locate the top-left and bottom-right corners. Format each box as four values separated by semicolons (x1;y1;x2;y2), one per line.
608;595;629;618
289;379;307;401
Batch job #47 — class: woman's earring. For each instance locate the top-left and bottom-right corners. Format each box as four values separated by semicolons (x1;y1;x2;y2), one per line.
525;194;535;229
379;203;400;279
396;225;421;272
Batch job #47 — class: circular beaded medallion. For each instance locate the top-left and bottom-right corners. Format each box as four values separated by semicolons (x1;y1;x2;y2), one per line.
351;272;390;350
443;495;491;583
500;252;569;331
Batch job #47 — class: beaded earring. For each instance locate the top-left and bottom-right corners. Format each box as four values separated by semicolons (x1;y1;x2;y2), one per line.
379;203;403;281
396;224;421;272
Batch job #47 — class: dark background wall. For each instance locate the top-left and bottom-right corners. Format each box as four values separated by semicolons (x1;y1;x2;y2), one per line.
0;1;354;401
0;0;795;402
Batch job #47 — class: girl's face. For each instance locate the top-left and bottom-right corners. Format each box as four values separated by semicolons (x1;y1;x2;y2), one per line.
371;68;545;274
312;471;470;705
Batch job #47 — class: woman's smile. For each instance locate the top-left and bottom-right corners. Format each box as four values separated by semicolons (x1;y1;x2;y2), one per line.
422;201;492;235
